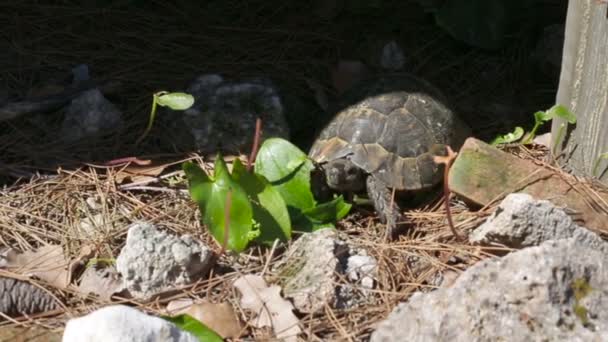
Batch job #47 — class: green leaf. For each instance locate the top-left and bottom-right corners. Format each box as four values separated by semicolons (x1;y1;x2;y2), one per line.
162;314;223;342
254;138;316;213
302;195;352;225
533;110;552;124
490;126;524;145
183;158;253;252
546;104;577;124
232;159;291;244
157;92;195;110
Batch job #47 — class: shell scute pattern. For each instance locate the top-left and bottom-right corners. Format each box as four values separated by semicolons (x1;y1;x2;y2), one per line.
310;74;468;192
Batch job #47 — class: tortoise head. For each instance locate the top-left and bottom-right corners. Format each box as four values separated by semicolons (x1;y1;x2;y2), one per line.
323;158;366;193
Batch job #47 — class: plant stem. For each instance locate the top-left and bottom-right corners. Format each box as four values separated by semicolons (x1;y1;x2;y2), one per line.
523;122;541;145
221;188;233;255
247;118;263;172
135;94;160;146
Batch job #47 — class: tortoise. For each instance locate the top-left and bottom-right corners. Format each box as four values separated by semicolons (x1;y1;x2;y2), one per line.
309;74;470;237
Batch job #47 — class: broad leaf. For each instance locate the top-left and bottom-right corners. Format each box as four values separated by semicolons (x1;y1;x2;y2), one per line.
490;126;524;145
546;104;577;124
183;158;254;252
157;92;195;110
232;159;291;244
533;110;553;124
254;138;316;213
162;314;223;342
302;195;352;227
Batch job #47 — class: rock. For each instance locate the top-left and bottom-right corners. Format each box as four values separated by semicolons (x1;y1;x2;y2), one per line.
62;305;198;342
370;238;608;342
449;137;608;234
273;229;377;313
346;254;377;290
470;193;608;252
61;88;123;142
116;222;214;300
164;74;290;154
378;40;406;71
0;277;59;318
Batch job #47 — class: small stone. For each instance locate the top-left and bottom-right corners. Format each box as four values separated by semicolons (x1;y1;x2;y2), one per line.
61;88;123;142
273;229;377;313
371;238;608;341
470;193;608;253
273;229;345;313
116;222;214;300
62;305;198;342
164;74;290;154
379;41;406;71
346;254;377;290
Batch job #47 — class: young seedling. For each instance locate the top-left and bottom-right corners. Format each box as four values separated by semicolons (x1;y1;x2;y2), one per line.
490;126;524;146
490;105;577;150
523;104;576;145
135;91;195;146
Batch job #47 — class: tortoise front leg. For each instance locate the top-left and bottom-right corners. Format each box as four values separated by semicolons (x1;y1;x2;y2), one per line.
366;175;403;239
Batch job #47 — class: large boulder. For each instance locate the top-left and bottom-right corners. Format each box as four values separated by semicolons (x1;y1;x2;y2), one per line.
371;238;608;341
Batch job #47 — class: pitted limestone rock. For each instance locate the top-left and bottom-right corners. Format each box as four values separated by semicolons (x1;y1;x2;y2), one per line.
469;193;608;252
273;228;377;313
371;238;608;342
116;222;214;300
63;305;198;342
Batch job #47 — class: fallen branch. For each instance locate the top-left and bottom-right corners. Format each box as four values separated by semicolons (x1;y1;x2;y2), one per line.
434;146;463;240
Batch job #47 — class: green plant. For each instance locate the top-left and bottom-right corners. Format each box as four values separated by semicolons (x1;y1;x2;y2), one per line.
490;126;524;146
491;105;577;150
254;138;351;231
183;137;351;253
136;91;195;145
162;314;223;342
571;278;593;327
523;105;576;145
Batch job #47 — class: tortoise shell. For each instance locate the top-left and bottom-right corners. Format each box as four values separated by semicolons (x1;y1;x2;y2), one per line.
309;74;470;191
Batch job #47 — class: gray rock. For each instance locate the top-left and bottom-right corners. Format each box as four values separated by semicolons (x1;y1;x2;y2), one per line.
379;40;406;71
165;74;290;154
0;277;59;318
346;254;377;290
470;193;607;252
116;222;214;300
371;238;608;342
62;305;198;342
273;229;377;313
61;88;123;142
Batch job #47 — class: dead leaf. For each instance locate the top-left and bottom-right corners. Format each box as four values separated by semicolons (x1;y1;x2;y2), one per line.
113;164;167;184
233;275;301;342
330;60;370;95
166;298;244;339
105;156;152;166
77;264;126;301
4;245;71;289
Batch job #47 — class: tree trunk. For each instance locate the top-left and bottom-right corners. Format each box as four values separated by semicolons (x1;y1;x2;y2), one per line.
552;0;608;181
